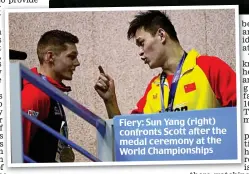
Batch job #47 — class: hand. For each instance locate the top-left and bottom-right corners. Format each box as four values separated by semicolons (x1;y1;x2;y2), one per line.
94;72;116;103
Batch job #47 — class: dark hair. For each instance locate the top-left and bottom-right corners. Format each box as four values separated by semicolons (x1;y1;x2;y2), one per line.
37;30;79;64
127;10;179;42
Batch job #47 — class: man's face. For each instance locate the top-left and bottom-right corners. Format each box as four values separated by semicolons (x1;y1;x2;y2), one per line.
52;43;80;81
135;28;165;69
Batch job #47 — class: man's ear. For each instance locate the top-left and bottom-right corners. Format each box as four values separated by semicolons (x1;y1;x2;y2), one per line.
157;28;168;44
44;51;54;64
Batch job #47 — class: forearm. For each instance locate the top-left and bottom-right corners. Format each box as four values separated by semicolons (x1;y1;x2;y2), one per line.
104;97;121;119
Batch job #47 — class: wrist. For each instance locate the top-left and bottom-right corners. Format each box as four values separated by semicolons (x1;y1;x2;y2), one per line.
104;95;117;105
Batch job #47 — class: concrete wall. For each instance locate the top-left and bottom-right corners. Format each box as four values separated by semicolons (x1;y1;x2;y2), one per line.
8;8;236;162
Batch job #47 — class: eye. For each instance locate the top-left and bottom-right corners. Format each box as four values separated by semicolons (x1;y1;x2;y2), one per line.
140;40;144;47
68;55;77;60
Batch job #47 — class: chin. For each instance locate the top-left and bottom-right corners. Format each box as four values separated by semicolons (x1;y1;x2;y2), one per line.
63;76;73;81
149;61;162;69
148;64;157;69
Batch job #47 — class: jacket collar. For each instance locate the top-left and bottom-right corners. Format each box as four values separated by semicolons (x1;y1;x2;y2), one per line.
153;49;200;84
181;49;200;75
24;67;72;92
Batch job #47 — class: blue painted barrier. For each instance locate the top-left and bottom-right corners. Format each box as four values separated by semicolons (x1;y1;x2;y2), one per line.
24;155;36;163
23;111;102;162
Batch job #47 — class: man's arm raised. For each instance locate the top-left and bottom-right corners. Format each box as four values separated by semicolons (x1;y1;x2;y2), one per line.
94;66;121;119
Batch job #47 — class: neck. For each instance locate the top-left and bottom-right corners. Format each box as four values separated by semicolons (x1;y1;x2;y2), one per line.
162;43;185;75
39;65;62;83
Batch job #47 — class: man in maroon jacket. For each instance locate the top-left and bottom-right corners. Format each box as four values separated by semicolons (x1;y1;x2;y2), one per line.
22;30;80;162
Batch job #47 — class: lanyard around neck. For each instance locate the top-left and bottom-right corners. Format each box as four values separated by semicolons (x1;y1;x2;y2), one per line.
160;51;187;112
40;75;68;138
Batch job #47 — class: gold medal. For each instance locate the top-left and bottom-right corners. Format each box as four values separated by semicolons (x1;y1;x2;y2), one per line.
60;147;75;162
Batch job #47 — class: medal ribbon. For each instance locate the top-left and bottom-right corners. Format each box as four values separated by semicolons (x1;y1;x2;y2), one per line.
41;75;68;142
160;51;187;112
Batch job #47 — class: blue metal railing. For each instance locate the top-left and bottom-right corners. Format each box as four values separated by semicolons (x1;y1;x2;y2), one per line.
24;155;36;163
20;64;106;162
23;111;102;162
21;64;106;136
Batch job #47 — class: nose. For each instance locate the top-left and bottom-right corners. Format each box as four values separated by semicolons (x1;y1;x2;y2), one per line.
139;48;144;57
74;58;80;67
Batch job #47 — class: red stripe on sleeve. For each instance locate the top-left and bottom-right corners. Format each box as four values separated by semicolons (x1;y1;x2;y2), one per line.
196;56;236;107
131;75;160;114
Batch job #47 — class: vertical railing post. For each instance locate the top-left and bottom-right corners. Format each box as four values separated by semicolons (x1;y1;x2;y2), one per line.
9;63;23;163
97;119;114;161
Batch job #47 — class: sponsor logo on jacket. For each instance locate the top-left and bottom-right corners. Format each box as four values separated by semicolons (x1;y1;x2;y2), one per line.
28;110;39;117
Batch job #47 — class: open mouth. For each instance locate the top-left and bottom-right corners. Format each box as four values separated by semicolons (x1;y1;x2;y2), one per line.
142;57;149;64
144;59;149;64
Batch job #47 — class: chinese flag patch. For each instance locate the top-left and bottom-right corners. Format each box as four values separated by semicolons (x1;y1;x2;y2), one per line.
184;82;196;93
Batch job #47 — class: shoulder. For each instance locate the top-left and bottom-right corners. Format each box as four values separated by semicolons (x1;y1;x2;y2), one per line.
148;74;160;84
22;83;52;120
196;55;235;77
197;55;233;70
143;74;160;90
22;83;50;104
